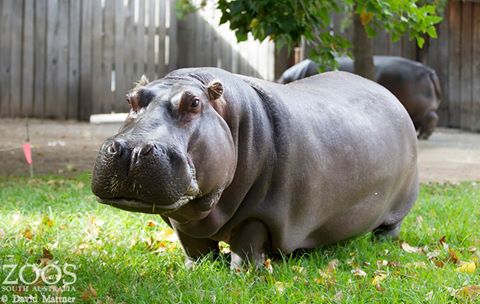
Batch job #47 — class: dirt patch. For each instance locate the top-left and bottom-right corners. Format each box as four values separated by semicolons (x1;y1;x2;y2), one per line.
1;119;479;182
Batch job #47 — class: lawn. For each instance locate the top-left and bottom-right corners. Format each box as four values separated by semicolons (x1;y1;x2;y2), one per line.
0;174;479;303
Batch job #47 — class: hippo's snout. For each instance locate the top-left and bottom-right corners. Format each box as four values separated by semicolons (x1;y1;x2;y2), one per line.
92;138;200;213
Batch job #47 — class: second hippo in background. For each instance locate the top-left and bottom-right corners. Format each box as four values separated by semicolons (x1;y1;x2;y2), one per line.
278;56;442;139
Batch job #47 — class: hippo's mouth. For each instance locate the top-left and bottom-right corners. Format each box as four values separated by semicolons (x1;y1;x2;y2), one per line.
96;194;197;214
96;188;222;215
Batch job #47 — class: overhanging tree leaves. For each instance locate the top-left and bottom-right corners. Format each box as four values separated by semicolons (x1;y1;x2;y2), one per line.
179;0;444;79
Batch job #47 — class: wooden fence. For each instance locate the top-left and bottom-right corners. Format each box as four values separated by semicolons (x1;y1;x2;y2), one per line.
0;0;275;120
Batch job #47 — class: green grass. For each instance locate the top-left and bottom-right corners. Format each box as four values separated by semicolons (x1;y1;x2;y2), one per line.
0;174;479;303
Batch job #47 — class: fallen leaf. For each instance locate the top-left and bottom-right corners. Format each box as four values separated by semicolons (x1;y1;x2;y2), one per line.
401;242;421;253
23;227;33;240
448;248;460;264
351;269;367;277
0;228;5;239
376;260;388;269
371;272;387;286
456;262;476;273
42;215;54;228
433;259;445;268
146;220;159;227
264;259;273;273
327;259;339;273
81;284;98;301
218;241;230;254
453;285;480;300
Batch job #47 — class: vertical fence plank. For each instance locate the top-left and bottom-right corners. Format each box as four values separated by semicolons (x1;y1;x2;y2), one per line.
22;0;34;117
135;0;145;76
10;0;23;117
124;0;135;87
33;0;47;117
460;2;473;131
68;0;81;119
473;4;480;132
156;0;166;77
0;0;12;117
91;0;102;114
146;0;156;79
168;0;177;72
431;8;450;127
448;1;461;128
103;0;115;113
45;0;68;119
79;0;92;120
114;0;126;112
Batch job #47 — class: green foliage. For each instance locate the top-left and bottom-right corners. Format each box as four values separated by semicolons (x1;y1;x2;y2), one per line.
213;0;444;70
0;175;479;302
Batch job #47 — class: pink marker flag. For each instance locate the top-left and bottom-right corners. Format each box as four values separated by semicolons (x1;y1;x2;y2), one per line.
23;143;32;165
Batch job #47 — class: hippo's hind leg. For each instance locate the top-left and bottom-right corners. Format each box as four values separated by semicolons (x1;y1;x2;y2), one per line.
373;222;402;239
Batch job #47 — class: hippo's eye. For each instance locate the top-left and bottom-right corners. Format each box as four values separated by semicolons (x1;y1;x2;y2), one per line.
190;98;200;108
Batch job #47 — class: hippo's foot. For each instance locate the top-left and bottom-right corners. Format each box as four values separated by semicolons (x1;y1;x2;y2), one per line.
230;220;270;271
175;229;219;269
373;222;401;240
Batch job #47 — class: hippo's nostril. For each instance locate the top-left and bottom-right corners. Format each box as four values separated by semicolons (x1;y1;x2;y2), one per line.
141;143;154;156
107;140;123;155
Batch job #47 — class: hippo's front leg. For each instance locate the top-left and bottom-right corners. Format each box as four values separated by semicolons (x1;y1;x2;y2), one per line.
230;220;270;270
175;229;219;268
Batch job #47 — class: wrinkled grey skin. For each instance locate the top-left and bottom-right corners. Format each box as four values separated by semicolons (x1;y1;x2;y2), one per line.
92;68;418;270
278;56;442;140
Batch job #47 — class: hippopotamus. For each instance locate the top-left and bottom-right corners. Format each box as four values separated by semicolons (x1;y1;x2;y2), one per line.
278;56;442;140
92;68;419;269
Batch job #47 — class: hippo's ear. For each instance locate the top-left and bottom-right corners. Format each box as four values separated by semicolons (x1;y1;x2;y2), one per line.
208;80;223;100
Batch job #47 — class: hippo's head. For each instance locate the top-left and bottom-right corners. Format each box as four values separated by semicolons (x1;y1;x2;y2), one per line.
92;73;236;220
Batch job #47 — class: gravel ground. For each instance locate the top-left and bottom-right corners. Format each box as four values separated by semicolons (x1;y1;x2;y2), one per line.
1;119;479;183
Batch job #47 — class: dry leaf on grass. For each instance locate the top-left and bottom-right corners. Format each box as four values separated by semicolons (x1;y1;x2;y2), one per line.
327;259;339;273
351;269;367;277
23;227;33;240
456;262;476;273
41;215;54;228
81;283;98;301
264;259;273;273
0;228;5;239
401;241;422;253
447;248;460;264
451;285;480;300
218;241;231;254
146;220;160;227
